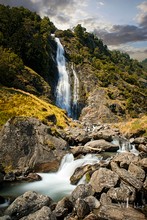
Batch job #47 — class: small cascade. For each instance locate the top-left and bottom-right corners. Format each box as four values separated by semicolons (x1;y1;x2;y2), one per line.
71;64;79;119
112;137;139;155
55;37;71;116
0;154;100;202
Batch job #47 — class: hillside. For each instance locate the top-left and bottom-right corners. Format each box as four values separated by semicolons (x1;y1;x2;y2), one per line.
0;87;71;130
0;4;147;131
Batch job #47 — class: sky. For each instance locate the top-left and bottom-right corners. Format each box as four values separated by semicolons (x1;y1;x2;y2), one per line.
1;0;147;61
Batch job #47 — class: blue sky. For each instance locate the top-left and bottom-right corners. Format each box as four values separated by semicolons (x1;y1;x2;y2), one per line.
1;0;147;61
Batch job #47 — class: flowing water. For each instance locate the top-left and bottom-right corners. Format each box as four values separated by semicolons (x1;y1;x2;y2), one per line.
55;37;71;116
71;64;79;119
0;154;100;202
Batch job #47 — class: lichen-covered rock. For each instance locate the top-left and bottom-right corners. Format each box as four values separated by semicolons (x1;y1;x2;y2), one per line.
128;163;145;182
70;184;94;203
84;196;100;211
5;191;52;220
74;198;90;219
20;206;56;220
55;197;73;219
96;205;146;220
107;181;136;203
111;162;143;190
89;168;119;193
0;117;68;172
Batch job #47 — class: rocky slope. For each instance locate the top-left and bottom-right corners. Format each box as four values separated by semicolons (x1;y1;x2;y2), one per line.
0;117;147;219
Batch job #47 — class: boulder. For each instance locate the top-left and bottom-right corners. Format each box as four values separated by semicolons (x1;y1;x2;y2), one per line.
74;198;90;219
111;162;143;190
96;205;146;220
70;163;100;184
84;139;119;152
107;181;136;203
20;206;56;220
5;191;52;220
112;152;139;169
100;193;112;206
89;167;119;193
70;184;94;203
84;196;100;211
0;117;68;172
128;163;145;182
55;197;73;219
140;158;147;170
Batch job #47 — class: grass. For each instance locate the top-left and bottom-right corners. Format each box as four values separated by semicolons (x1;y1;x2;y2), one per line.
0;86;72;129
113;115;147;137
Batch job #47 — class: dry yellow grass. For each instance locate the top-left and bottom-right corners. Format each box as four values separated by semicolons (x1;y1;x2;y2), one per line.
0;87;72;129
113;115;147;137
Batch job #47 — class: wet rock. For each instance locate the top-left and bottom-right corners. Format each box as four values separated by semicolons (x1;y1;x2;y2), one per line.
20;206;56;220
111;162;143;190
70;163;100;185
0;216;11;220
70;184;94;203
133;137;147;145
4;173;15;182
84;139;119;152
89;167;119;193
55;197;73;219
5;191;52;220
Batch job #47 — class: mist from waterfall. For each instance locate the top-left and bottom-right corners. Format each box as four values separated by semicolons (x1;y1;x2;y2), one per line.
72;64;79;119
55;37;71;116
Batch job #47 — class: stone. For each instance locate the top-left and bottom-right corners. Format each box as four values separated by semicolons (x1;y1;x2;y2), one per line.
84;196;100;211
5;191;52;220
111;162;143;190
96;205;146;220
128;163;145;182
70;163;100;184
83;213;98;220
89;167;119;193
140;158;147;170
70;184;94;203
0;117;68;172
74;198;90;219
138;144;147;153
20;206;56;220
55;197;73;219
107;181;136;203
112;152;139;169
100;193;112;206
84;139;119;152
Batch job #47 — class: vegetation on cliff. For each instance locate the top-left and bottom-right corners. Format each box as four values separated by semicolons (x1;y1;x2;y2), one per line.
0;4;147;132
0;87;71;129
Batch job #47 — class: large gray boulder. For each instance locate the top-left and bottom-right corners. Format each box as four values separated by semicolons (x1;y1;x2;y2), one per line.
0;117;68;172
89;167;119;193
20;206;56;220
5;191;52;220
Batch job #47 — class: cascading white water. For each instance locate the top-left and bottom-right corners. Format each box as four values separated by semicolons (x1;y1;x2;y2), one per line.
55;37;71;116
71;64;79;119
112;137;139;155
0;154;100;202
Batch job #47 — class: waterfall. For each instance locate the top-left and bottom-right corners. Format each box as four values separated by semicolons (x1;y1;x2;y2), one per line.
112;137;139;155
72;64;79;119
55;37;71;116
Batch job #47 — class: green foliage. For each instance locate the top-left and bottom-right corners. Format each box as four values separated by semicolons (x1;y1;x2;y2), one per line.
141;58;147;70
0;47;24;86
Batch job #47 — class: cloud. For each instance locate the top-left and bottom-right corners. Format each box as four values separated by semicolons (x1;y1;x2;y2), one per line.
136;1;147;27
93;24;147;45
